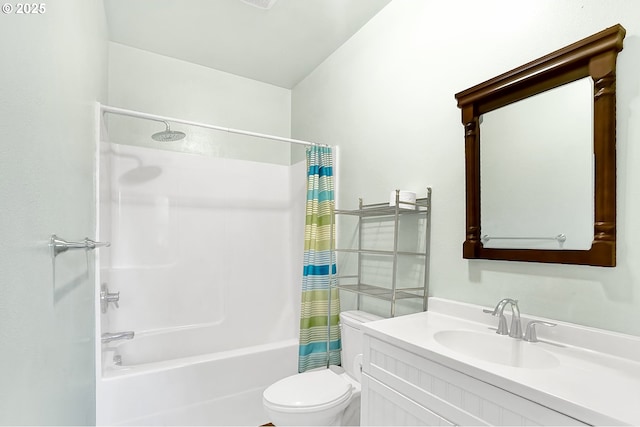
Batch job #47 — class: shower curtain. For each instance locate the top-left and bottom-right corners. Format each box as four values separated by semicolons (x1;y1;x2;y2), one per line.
298;145;341;373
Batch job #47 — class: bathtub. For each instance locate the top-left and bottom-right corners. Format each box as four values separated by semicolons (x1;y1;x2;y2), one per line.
97;337;299;426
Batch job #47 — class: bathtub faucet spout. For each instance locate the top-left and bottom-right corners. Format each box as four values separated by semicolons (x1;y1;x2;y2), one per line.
101;331;134;343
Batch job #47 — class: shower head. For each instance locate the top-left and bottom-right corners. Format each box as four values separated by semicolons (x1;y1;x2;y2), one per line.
152;121;186;142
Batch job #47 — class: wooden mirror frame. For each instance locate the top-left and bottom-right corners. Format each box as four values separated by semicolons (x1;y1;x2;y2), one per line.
455;24;625;266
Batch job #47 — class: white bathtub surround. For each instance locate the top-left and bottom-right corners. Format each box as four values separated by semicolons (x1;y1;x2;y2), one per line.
100;142;304;339
361;297;640;425
97;142;306;425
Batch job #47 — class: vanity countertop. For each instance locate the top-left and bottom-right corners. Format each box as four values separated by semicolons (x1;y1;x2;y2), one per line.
361;298;640;426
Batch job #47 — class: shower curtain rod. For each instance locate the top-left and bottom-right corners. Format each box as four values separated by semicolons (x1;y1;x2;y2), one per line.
101;104;330;148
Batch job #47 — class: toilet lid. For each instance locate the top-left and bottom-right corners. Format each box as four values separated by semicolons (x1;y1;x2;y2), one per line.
263;369;352;410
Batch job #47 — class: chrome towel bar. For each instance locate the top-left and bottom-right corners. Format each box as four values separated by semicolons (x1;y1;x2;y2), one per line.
50;234;111;257
481;234;566;243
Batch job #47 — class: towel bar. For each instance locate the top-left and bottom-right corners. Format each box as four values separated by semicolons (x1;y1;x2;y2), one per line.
50;234;111;257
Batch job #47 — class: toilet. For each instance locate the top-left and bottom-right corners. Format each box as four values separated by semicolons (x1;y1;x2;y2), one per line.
262;310;382;426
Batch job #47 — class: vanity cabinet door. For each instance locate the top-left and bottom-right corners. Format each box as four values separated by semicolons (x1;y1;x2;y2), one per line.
361;373;454;426
363;336;588;426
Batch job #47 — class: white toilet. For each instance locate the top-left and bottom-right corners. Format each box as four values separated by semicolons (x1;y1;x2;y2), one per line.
263;310;382;426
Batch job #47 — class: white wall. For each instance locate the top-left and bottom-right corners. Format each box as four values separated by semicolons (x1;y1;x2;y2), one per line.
292;0;640;336
107;42;293;165
0;0;108;423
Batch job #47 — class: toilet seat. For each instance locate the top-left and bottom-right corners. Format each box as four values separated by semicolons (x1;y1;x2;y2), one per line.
263;369;352;413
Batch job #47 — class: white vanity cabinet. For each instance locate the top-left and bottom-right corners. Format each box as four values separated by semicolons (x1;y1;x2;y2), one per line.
361;335;587;426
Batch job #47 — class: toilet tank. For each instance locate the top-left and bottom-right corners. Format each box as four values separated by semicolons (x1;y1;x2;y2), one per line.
339;310;383;381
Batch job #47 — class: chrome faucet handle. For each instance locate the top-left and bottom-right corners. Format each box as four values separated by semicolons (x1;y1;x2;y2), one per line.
523;320;556;342
483;309;509;335
100;283;120;313
483;299;510;335
108;293;120;309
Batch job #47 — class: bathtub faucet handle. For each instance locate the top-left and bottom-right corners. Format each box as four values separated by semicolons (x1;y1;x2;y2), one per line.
100;283;120;313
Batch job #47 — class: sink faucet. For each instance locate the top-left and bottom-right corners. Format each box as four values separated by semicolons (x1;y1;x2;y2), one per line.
101;331;134;343
484;298;522;339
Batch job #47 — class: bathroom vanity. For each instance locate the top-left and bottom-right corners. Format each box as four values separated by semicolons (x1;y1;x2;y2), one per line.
360;298;640;426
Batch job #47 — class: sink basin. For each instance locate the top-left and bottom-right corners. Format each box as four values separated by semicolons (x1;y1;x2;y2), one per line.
434;330;559;369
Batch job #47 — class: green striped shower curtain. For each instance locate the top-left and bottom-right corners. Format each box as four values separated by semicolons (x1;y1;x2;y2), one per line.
298;145;341;373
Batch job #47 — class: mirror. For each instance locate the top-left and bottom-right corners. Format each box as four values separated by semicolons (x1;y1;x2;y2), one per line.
480;77;594;250
455;24;625;266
